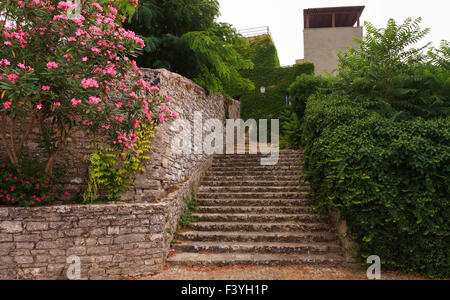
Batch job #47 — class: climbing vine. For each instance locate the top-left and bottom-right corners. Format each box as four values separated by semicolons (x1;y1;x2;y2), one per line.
83;123;156;203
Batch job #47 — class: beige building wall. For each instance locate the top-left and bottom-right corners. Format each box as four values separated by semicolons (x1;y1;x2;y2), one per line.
304;27;362;75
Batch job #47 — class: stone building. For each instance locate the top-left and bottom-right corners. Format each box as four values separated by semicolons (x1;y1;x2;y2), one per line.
302;6;365;75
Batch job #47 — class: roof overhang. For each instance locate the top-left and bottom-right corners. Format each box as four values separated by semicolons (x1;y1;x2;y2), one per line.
304;6;365;28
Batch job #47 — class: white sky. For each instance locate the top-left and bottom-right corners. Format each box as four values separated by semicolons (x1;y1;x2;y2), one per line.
217;0;450;66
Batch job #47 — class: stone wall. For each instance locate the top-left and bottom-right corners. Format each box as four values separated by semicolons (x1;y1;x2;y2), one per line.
0;68;240;279
0;203;166;279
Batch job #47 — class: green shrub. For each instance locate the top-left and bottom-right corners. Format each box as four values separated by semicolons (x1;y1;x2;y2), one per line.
302;93;450;278
288;74;330;119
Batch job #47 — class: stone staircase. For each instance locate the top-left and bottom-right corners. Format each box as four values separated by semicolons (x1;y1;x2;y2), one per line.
167;150;345;266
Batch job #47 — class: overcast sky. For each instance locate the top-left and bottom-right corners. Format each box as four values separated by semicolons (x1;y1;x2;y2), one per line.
217;0;450;66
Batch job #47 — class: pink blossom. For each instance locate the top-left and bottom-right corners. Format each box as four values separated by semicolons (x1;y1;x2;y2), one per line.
41;85;51;91
82;57;88;62
170;111;179;119
71;98;82;106
36;104;43;110
4;41;12;46
3;102;12;109
92;2;103;12
159;113;168;122
54;102;61;107
81;78;99;89
7;73;19;84
46;62;58;69
0;59;11;66
89;96;101;104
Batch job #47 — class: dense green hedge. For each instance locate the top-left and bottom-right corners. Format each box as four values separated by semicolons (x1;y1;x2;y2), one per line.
302;93;450;278
228;35;314;121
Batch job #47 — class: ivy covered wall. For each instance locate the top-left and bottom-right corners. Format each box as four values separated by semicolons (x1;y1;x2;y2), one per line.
227;35;314;121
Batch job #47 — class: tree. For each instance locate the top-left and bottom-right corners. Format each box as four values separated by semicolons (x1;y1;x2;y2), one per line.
0;0;176;174
124;0;254;95
338;18;449;119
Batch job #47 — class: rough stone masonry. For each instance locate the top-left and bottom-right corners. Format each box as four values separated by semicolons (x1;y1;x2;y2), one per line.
0;68;240;279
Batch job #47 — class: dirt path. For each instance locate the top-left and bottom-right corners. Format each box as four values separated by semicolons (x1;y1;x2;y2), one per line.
150;265;426;280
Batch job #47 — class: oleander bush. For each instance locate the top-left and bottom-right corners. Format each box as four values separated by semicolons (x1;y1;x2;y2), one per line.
0;0;176;205
300;18;450;278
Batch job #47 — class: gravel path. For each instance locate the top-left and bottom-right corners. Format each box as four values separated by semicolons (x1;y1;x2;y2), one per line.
151;265;425;280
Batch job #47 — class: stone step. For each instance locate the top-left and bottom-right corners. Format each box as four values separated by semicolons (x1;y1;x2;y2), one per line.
212;161;303;167
167;253;345;267
177;231;337;243
195;206;313;214
187;222;331;232
204;170;302;176
200;180;303;187
212;158;304;166
197;192;308;199
192;213;322;223
172;241;341;255
202;175;303;182
198;186;306;193
210;166;303;172
198;198;308;207
215;150;300;156
213;157;302;163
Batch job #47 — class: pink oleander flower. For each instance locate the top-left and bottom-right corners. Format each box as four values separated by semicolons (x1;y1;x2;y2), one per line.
170;111;179;119
3;102;12;109
92;2;103;12
81;78;99;89
7;74;19;84
46;62;58;69
89;96;101;104
42;85;51;91
4;41;12;46
71;98;82;106
36;104;43;110
159;113;168;122
82;57;88;62
54;102;61;107
0;59;11;66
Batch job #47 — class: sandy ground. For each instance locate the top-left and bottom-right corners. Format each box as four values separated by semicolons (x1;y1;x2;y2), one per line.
149;265;427;280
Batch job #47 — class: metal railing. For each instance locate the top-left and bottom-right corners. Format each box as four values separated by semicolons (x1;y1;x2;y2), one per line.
238;26;271;38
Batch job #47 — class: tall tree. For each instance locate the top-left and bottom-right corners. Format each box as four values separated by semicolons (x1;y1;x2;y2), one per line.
125;0;254;94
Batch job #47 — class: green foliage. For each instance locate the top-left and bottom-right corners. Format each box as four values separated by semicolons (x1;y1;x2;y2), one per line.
338;18;449;120
83;124;155;203
170;189;200;244
299;18;450;278
125;0;254;95
302;93;450;278
178;189;200;228
233;35;314;121
279;109;302;149
288;74;331;120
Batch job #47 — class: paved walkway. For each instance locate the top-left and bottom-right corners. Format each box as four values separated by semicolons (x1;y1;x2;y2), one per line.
151;265;425;280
